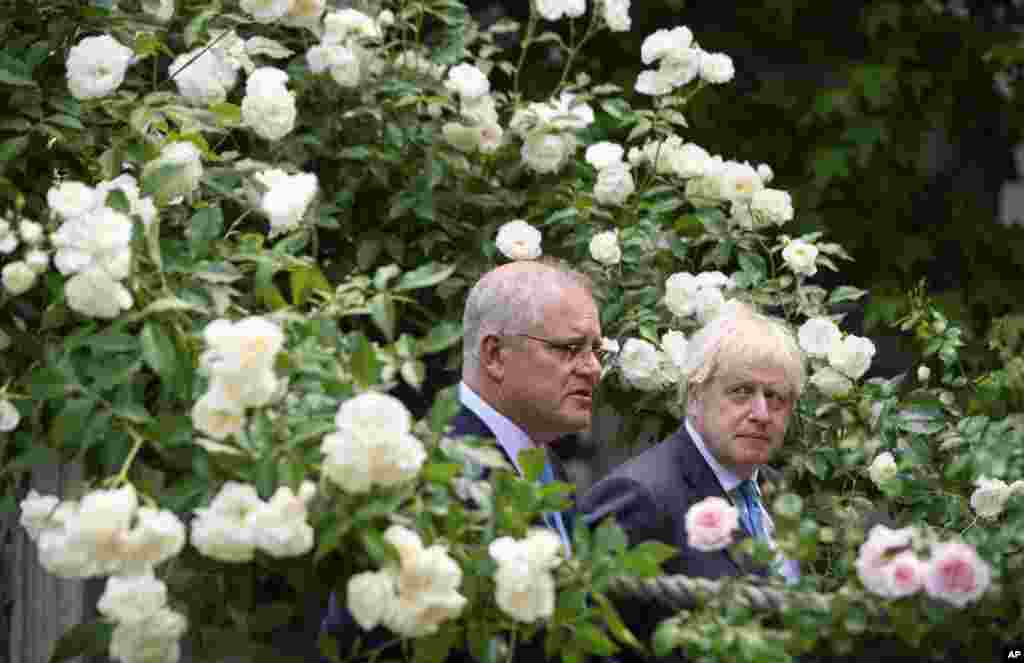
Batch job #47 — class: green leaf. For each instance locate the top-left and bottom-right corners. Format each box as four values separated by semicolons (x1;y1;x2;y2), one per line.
418;321;462;355
422;462;461;484
413;626;458;663
25;366;74;399
592;592;645;654
45;114;84;130
49;398;99;450
368;293;397;341
395;262;457;291
339;146;371;160
0;135;30;162
827;285;868;305
516;447;546;482
622;541;679;576
189;205;224;256
209;102;242;125
593;518;628;555
350;333;381;388
290;265;331;307
428;385;460;433
574;624;618;656
49;620;114;662
140;322;180;387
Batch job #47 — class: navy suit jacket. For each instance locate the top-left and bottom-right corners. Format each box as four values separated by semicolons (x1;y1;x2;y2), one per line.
320;405;577;662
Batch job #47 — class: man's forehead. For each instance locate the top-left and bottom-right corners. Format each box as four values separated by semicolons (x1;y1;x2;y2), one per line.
539;288;600;332
715;364;790;387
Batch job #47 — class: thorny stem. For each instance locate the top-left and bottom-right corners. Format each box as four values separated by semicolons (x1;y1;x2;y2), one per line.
513;5;539;98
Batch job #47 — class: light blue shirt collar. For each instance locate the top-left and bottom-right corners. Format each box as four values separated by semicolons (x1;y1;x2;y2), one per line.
459;382;536;475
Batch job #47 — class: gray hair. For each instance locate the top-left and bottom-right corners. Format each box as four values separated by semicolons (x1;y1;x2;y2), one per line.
462;259;594;375
682;300;806;405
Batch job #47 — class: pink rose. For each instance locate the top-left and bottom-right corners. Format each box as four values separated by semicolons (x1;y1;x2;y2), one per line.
923;541;991;608
685;496;739;552
878;551;925;598
855;525;914;596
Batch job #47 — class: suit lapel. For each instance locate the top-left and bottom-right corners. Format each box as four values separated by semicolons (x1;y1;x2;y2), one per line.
672;426;769;576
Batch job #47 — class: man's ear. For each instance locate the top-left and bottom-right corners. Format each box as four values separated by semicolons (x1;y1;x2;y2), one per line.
479;334;506;382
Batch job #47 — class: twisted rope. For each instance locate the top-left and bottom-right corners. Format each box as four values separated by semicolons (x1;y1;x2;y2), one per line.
608;573;834;615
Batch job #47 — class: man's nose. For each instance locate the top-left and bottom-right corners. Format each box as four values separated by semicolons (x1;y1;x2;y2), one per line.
576;349;602;381
749;392;770;419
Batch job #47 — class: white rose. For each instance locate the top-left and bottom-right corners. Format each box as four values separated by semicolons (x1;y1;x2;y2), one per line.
65;269;133;319
141;0;174;21
489;529;561;623
240;0;291;22
750;188;793;225
444;63;490;100
2;261;37;295
202;316;284;377
254;169;318;235
170;47;238;106
66;35;134;100
634;69;673;96
923;541;991;608
394;50;446;79
658;48;701;88
660;330;689;383
384;526;467;637
521;131;575;174
585;142;625;170
323;8;381;43
685;496;739;552
588;230;621;265
694;271;733;290
535;0;586;21
191;392;246;440
18;220;43;244
0;399;17;433
693;286;727;323
798;317;842;357
868;451;898;487
698;51;734;84
347;570;397;630
18;490;59;540
809;366;853;399
714;161;763;204
601;337;620;354
24;249;49;274
190;482;262;562
245;485;315;558
918;365;931;383
241;69;296;141
602;0;631;31
120;507;186;566
306;43;361;87
98;571;168;622
109;608;187;663
619;338;666;391
641;26;693;65
593;163;635;207
970;476;1012;519
668;142;712;179
283;0;326;28
443;122;484;153
757;163;774;183
827;334;876;380
143;141;204;201
47;181;99;221
495;220;542;260
664;272;700;317
782;238;819;276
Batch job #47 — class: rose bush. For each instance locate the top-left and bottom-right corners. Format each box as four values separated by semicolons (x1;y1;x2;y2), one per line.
1;0;1023;662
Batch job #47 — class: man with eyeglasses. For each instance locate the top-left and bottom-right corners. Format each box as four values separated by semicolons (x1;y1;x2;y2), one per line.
321;258;608;662
581;300;805;661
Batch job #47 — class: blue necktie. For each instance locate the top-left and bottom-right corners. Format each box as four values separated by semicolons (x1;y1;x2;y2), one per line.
737;479;766;540
539;460;572;555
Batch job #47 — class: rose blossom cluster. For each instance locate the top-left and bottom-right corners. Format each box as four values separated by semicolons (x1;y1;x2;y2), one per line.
489;528;564;623
588;229;622;265
495;219;543;260
585;141;636;207
856;525;992;607
98;570;188;663
19;484;185;578
509;92;595;174
1;210;48;297
241;0;330;27
969;476;1024;519
663;270;735;322
46;172;160;318
65;34;135;100
798;317;877;397
685;496;740;551
635;26;734;96
616;330;688;392
251;168;319;235
320;392;427;493
190;480;316;561
443;62;504;154
191;316;285;440
241;67;297;141
347;525;467;637
307;8;390;89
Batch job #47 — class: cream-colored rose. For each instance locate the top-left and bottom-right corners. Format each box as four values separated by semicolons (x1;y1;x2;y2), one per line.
868;451;898;487
495;220;542;260
798;317;842;358
809;366;853;399
589;230;622;265
619;338;666;391
827;334;876;380
782;238;818;276
970;476;1012;519
347;570;397;630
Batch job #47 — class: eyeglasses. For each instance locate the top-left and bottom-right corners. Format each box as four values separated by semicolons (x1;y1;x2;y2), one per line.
506;333;607;365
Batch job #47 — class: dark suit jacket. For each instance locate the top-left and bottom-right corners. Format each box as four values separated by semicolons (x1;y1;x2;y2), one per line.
579;424;776;663
320;405;577;662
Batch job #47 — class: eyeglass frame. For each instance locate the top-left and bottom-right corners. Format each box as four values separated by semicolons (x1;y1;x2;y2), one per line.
501;333;608;366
